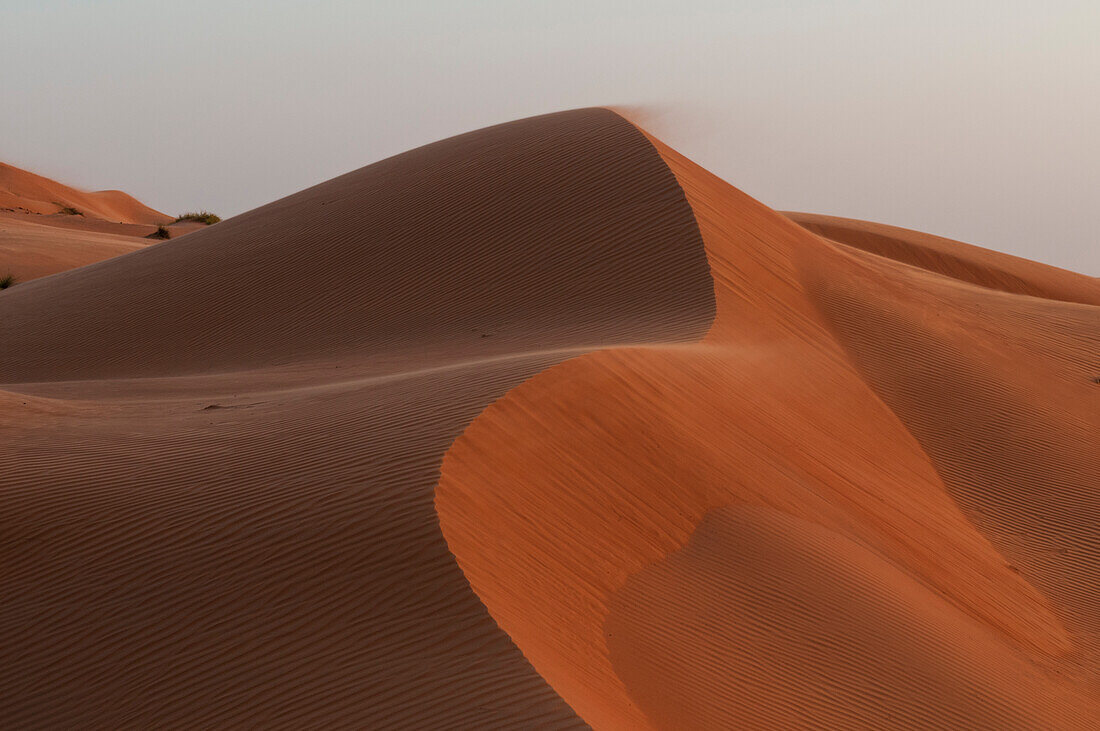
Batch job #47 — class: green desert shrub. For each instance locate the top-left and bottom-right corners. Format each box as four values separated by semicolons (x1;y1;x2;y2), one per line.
175;211;221;225
150;225;171;239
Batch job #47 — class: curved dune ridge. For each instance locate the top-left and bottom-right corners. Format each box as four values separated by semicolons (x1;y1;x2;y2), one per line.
1;108;1097;728
0;109;712;728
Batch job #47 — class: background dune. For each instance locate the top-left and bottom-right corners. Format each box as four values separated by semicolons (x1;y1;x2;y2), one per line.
787;212;1100;307
0;161;170;225
2;108;1096;728
0;162;181;282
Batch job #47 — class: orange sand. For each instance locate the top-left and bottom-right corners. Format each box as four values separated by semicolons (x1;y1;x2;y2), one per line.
3;109;1097;728
0;161;170;224
436;128;1099;727
0;162;182;282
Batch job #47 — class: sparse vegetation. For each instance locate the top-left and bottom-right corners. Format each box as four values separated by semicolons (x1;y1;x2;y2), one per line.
58;206;82;216
150;225;171;239
0;273;16;289
175;211;221;225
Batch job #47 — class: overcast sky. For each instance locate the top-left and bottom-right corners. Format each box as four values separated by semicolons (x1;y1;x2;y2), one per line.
2;0;1096;272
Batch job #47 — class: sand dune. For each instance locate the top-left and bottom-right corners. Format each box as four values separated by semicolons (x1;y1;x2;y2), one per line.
0;162;180;282
0;161;170;225
2;109;1096;728
786;212;1100;306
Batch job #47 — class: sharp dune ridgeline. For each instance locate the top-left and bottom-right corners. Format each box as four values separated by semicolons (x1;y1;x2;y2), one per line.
2;108;1097;728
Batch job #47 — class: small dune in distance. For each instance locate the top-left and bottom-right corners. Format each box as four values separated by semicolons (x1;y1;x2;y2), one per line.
0;162;219;283
1;109;1096;729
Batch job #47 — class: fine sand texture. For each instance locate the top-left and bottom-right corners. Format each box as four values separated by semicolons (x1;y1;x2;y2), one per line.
436;126;1099;727
3;108;1098;728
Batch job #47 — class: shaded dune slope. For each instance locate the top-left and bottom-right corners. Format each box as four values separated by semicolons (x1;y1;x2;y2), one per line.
0;109;715;727
1;111;712;382
436;131;1100;727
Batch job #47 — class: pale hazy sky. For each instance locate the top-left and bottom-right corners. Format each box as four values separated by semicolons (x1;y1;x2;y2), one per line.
2;1;1097;272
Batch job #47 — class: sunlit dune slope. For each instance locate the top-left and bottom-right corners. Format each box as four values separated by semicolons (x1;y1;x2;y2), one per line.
435;128;1100;728
0;161;171;225
2;108;1097;729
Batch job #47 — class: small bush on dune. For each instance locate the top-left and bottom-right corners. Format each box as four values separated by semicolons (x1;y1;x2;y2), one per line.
150;225;171;239
175;211;221;225
0;273;16;289
58;206;82;216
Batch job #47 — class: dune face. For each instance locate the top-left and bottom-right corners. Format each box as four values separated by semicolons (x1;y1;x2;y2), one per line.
0;111;712;383
607;505;1084;729
3;108;1097;729
434;127;1100;726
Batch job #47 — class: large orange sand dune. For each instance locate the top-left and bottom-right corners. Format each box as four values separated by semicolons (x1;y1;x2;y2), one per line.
1;109;1096;728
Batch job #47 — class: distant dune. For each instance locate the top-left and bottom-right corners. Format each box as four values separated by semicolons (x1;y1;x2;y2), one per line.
0;162;202;282
1;109;1096;728
0;161;170;225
